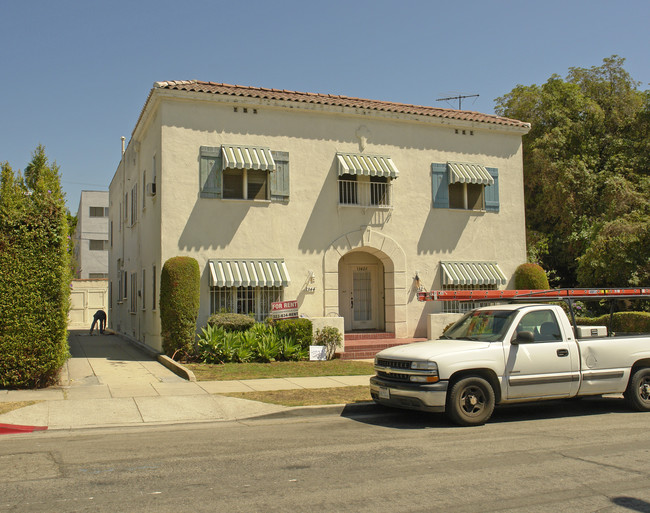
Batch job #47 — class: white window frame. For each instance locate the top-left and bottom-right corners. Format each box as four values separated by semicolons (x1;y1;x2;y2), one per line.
210;286;283;322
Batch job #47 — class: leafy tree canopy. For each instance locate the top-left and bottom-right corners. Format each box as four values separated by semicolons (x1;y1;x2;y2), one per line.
495;56;649;287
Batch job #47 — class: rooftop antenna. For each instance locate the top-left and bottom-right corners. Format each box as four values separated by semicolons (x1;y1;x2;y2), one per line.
436;94;479;110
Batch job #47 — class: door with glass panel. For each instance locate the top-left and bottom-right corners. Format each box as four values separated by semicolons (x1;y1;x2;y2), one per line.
350;265;377;330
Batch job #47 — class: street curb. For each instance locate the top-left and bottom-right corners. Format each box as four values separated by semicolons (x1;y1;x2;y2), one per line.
157;355;196;382
250;401;379;420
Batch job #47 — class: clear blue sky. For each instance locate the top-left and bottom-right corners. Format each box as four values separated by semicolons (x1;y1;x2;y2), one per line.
2;0;649;212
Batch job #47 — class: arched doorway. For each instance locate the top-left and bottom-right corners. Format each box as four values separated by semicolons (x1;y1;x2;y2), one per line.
323;228;408;337
338;251;384;332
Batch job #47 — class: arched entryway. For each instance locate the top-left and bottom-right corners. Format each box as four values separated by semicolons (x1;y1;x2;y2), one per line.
338;251;384;332
323;228;408;337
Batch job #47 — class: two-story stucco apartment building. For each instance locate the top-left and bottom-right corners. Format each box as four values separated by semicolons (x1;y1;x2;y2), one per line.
108;80;530;352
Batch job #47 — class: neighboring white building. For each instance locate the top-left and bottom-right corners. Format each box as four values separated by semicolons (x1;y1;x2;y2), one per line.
109;81;530;352
73;190;109;279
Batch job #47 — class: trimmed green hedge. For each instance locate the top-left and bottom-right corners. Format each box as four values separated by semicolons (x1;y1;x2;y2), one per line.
270;318;313;349
0;148;70;388
514;263;550;289
207;312;255;332
160;256;200;358
576;312;650;334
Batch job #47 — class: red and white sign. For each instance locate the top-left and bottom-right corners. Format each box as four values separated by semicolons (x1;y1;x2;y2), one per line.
271;300;299;319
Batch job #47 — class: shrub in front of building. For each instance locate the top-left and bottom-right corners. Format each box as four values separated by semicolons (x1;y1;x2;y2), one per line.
0;150;70;388
270;318;313;349
207;312;255;332
160;256;200;359
514;263;550;290
196;322;307;363
576;312;650;334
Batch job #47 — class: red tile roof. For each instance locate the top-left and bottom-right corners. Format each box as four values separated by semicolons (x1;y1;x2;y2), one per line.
144;80;529;131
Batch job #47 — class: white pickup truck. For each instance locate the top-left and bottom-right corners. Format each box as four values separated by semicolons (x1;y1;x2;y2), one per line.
370;303;650;426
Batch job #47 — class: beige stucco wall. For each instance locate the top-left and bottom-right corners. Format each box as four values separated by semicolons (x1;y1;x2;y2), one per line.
109;88;527;352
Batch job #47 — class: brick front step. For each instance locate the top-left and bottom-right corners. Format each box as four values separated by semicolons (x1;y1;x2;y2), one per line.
338;337;427;360
344;332;395;341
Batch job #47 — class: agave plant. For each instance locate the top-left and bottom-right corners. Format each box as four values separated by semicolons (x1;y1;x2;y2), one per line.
252;333;280;362
196;324;227;363
278;336;302;361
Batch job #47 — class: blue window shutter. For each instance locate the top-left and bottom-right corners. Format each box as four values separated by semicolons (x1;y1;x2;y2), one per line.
200;146;222;198
431;163;449;208
270;151;289;201
485;167;499;212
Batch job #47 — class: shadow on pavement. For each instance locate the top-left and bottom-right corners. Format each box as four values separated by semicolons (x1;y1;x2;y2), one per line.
68;330;156;363
341;395;634;429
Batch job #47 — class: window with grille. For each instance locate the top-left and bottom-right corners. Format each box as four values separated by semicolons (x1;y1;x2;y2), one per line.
210;286;283;322
442;284;497;314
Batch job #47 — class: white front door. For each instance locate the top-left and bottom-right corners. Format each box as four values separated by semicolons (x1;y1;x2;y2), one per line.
350;264;377;330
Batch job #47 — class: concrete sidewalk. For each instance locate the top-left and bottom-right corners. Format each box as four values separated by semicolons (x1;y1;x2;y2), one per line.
0;331;373;431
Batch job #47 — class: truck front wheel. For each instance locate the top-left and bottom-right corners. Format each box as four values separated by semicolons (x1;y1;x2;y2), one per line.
626;368;650;412
447;376;495;426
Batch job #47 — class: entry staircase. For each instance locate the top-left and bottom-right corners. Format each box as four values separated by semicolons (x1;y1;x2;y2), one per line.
337;332;426;360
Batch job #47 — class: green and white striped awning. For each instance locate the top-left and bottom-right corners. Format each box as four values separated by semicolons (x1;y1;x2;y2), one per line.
448;162;494;185
337;153;399;178
441;261;506;286
209;259;290;287
221;144;276;171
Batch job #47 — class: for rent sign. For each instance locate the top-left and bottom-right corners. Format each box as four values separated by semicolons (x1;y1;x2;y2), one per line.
270;300;299;319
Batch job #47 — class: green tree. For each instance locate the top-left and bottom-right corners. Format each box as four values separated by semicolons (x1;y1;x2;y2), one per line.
495;56;650;286
0;146;71;387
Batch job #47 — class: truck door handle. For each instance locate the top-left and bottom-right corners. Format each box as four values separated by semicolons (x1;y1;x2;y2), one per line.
557;349;569;357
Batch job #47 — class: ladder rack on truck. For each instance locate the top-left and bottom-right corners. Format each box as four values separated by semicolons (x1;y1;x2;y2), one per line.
417;288;650;337
417;288;650;302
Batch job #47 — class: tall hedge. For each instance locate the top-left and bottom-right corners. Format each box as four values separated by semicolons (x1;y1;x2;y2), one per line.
159;256;200;358
576;312;650;334
514;263;550;290
0;147;70;388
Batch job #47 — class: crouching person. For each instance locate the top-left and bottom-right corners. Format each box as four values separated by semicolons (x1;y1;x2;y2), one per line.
90;309;107;335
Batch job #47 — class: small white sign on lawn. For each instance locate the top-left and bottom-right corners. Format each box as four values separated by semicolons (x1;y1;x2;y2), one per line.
309;345;327;361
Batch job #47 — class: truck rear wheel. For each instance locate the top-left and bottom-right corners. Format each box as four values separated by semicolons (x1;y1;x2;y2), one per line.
626;368;650;412
447;376;495;426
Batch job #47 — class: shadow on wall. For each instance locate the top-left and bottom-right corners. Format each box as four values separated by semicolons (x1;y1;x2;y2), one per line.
417;207;470;255
298;161;390;254
177;191;267;251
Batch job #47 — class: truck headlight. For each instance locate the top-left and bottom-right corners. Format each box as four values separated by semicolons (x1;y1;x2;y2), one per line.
410;375;439;383
411;361;438;371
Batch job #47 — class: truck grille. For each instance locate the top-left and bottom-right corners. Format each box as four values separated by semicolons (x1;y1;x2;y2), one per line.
376;371;410;382
376;358;411;370
375;358;412;383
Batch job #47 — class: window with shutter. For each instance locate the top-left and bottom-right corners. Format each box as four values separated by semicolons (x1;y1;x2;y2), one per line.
200;146;289;201
431;163;499;212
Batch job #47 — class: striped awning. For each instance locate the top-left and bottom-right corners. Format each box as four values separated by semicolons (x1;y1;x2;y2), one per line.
221;145;276;171
448;162;494;185
208;259;290;287
336;153;399;178
441;261;507;286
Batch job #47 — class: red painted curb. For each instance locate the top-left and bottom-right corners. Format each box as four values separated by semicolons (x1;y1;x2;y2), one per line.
0;423;48;435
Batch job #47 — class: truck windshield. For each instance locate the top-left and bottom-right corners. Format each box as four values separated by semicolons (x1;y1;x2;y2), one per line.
442;310;518;342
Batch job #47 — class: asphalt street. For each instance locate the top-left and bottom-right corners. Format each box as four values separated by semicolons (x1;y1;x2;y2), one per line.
1;396;650;513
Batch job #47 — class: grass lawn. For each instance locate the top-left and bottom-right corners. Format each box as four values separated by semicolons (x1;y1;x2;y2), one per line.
184;359;374;381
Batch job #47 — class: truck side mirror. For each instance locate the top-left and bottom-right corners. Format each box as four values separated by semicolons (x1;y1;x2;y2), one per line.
512;331;535;345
